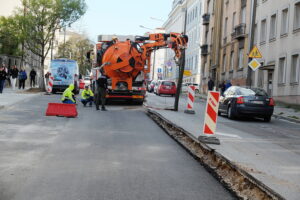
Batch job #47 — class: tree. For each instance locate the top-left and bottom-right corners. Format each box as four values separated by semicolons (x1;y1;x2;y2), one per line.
17;0;86;88
0;16;23;56
57;35;94;75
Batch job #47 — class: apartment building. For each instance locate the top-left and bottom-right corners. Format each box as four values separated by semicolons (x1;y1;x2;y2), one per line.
253;0;300;105
163;0;186;81
200;0;252;93
163;0;203;84
184;0;203;84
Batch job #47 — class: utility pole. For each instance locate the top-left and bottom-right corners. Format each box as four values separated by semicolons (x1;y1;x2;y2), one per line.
174;2;187;111
152;49;156;80
246;0;257;88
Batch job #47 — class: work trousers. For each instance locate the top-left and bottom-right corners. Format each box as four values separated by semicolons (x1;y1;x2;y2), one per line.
0;79;5;93
30;77;36;87
95;87;106;110
81;96;94;106
19;79;25;89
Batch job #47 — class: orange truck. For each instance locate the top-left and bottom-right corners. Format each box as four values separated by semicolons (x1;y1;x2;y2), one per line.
94;33;188;104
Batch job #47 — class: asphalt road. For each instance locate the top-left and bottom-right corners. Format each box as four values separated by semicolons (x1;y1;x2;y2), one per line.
0;94;235;200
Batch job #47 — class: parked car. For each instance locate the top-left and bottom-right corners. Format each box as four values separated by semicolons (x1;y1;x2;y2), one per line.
153;81;160;94
156;80;177;96
218;86;275;122
181;82;200;93
147;80;156;92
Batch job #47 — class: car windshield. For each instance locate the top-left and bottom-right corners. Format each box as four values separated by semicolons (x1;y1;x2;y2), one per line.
162;81;175;86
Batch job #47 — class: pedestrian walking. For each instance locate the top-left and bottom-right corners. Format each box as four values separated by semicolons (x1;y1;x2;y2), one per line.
81;85;94;107
225;80;232;91
0;65;7;94
9;65;19;90
18;69;27;89
61;84;76;104
95;68;108;111
30;68;37;87
208;77;215;91
45;71;51;88
5;66;11;87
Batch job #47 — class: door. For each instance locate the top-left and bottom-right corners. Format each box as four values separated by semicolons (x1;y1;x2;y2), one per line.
267;71;273;96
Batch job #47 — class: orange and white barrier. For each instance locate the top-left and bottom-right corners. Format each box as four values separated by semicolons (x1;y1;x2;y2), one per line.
47;76;54;93
184;85;196;114
203;91;220;135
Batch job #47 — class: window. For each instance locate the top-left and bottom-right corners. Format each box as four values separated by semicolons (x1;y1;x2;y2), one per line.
291;54;299;83
269;14;277;40
232;12;236;29
260;19;267;43
253;24;258;44
278;57;286;84
241;6;246;23
230;51;234;70
294;2;300;30
281;8;289;35
223;54;227;72
238;48;244;68
224;18;228;38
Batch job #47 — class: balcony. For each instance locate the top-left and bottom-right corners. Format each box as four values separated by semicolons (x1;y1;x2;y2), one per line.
202;14;210;25
231;23;246;40
200;44;208;56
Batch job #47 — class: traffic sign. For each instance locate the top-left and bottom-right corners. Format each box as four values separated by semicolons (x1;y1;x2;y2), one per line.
248;58;261;71
249;45;262;58
183;70;192;76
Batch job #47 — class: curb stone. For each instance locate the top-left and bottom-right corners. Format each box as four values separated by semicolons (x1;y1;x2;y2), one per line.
273;114;300;124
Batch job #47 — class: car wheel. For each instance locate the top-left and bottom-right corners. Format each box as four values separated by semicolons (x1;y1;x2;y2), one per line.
264;116;272;122
227;105;235;120
218;110;222;116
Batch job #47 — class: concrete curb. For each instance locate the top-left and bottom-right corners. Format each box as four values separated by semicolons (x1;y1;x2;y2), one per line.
273;114;300;124
146;108;285;200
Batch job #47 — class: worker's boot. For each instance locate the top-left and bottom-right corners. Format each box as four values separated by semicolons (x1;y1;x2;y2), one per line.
101;107;107;111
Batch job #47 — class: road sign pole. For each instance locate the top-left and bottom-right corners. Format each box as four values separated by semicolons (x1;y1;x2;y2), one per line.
247;0;258;88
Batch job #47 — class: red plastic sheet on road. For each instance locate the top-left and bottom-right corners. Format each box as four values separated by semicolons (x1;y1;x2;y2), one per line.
45;103;78;118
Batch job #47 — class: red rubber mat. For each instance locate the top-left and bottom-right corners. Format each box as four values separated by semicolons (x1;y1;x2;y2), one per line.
45;103;78;118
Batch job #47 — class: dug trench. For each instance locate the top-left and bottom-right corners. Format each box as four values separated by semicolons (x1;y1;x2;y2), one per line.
146;108;285;200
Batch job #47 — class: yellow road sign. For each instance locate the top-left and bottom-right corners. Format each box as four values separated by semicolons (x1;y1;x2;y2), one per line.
249;45;263;58
248;58;261;71
184;70;192;76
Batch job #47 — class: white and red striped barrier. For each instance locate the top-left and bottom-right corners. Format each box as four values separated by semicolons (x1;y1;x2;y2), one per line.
184;85;196;114
47;76;54;93
203;91;220;135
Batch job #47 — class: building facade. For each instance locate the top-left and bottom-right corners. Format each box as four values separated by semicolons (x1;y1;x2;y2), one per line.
201;0;252;93
253;0;300;105
163;0;186;82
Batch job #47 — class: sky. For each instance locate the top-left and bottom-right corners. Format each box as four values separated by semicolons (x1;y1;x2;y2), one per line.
71;0;172;42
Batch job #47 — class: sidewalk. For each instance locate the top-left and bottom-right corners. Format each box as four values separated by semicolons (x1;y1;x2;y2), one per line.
146;93;300;200
0;88;41;110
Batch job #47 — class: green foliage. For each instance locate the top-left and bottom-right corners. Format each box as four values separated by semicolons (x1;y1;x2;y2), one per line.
17;0;87;67
0;16;23;56
57;35;94;75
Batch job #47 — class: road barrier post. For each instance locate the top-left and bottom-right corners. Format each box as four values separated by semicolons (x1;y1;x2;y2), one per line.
198;91;221;145
184;85;196;114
